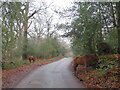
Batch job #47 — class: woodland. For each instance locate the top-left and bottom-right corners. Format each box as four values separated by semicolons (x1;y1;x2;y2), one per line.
1;1;120;88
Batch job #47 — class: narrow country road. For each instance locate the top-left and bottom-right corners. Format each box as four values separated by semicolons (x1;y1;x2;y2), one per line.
15;57;86;88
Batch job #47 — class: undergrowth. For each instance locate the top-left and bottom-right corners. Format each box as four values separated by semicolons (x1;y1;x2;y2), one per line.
89;55;119;88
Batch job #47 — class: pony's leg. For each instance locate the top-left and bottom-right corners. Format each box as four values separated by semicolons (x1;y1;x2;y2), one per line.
29;59;31;63
33;58;35;62
74;64;78;71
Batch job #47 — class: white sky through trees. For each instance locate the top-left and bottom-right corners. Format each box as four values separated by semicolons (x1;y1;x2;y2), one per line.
31;0;74;46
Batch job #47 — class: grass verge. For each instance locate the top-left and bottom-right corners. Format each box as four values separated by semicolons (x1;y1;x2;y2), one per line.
2;56;64;70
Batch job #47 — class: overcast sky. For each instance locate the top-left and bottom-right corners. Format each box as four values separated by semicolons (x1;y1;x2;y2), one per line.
45;0;74;8
33;0;74;8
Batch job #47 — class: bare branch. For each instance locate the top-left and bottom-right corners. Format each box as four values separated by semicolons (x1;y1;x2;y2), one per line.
27;21;32;30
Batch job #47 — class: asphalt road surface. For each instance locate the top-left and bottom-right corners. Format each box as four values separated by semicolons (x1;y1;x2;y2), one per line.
16;57;86;88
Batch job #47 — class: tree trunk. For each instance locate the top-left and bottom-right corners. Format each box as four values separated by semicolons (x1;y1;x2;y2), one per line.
110;2;117;27
116;2;120;54
98;3;103;42
22;2;29;59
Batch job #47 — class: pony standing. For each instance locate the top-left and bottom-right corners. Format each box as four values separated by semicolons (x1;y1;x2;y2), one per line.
27;56;36;63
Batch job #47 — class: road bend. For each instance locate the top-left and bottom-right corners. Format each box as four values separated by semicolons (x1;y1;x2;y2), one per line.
16;57;86;88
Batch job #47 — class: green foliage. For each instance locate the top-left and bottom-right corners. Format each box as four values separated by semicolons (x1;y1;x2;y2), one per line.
2;2;67;61
2;2;27;59
2;58;29;70
26;38;67;59
104;28;118;54
62;2;103;55
99;56;116;60
58;2;118;56
96;56;118;72
89;55;119;88
97;42;112;55
90;69;107;77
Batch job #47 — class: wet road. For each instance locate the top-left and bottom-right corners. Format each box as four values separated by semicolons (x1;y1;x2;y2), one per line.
16;57;86;88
